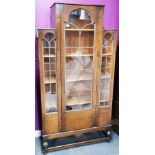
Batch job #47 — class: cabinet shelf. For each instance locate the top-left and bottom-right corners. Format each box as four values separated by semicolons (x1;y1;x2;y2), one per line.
66;97;91;106
102;53;112;56
43;54;56;58
66;75;92;82
66;69;93;71
65;89;92;93
65;54;93;57
44;77;56;84
100;99;109;102
65;74;110;82
65;29;94;32
65;47;93;48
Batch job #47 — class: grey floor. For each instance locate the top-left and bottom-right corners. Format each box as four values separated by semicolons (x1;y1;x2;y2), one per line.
35;131;119;155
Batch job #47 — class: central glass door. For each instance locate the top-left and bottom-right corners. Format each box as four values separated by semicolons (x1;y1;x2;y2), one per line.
64;9;95;112
61;7;99;131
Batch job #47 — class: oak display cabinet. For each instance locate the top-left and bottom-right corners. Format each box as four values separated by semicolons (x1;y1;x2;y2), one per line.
37;3;117;153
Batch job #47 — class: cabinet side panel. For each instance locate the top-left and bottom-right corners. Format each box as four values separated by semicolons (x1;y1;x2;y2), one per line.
55;4;64;131
44;114;59;133
50;5;56;28
38;31;46;133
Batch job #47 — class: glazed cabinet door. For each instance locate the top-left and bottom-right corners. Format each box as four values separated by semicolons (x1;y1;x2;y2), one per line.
60;5;104;131
38;29;61;134
96;30;117;126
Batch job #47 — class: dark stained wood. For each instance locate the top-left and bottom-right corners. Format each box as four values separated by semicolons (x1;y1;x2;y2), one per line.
46;137;109;152
43;125;111;140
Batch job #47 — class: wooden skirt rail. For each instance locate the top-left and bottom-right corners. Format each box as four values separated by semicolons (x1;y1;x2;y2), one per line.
43;125;111;140
46;137;109;152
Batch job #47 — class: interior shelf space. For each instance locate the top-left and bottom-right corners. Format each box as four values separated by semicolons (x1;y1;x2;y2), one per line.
65;31;94;47
65;80;92;92
66;103;92;111
102;47;113;54
66;96;92;106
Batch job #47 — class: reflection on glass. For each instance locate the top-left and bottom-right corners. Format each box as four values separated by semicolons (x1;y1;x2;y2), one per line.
64;9;94;111
102;32;114;54
65;55;93;111
43;32;57;113
67;9;93;29
45;84;57;113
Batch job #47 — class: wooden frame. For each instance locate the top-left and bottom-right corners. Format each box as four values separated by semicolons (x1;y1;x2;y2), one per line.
37;3;118;153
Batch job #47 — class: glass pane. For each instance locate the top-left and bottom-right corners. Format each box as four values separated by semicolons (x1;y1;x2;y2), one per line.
44;33;54;42
65;55;93;111
68;9;92;29
50;40;55;47
43;48;56;57
102;32;114;54
43;40;49;47
42;32;57;114
99;32;114;107
45;83;57;113
66;48;93;56
64;9;94;111
99;77;111;107
100;56;112;77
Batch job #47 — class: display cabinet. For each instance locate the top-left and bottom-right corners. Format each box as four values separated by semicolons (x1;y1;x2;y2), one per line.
37;3;117;153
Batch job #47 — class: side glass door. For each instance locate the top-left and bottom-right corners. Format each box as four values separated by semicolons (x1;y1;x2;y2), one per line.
43;32;57;113
39;30;59;133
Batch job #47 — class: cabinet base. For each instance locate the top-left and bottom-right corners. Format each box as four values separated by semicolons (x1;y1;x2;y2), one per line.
42;126;112;153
